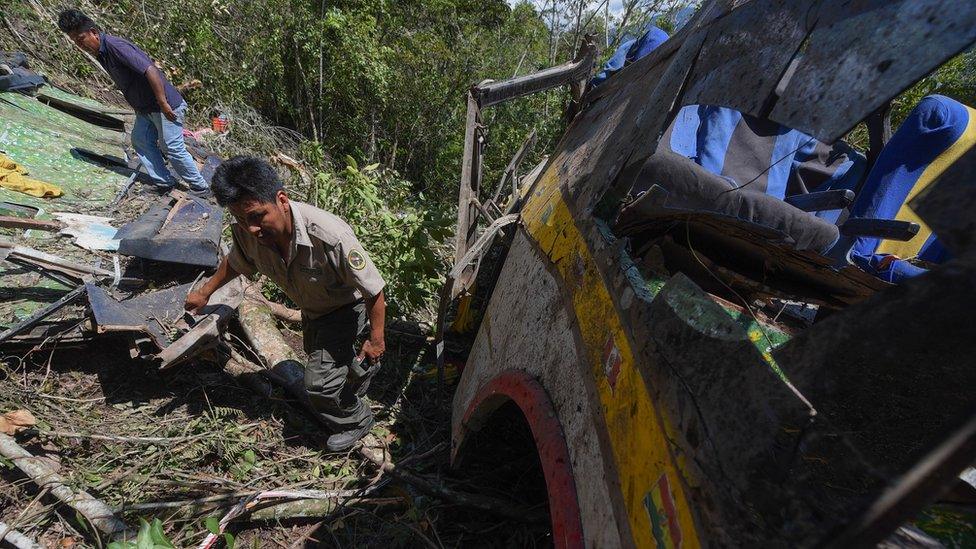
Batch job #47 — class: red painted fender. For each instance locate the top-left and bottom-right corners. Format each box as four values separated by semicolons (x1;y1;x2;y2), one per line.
453;369;584;548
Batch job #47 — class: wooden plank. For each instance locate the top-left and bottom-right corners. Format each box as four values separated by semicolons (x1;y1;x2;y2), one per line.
0;216;62;232
0;239;114;280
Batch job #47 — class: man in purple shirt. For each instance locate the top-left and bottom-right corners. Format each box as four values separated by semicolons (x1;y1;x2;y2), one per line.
58;9;208;193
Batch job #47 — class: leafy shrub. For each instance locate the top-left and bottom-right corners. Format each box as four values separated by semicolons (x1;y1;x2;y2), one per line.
308;155;453;320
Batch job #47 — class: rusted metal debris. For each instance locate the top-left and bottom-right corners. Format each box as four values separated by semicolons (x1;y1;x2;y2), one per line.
85;276;244;368
0;215;62;232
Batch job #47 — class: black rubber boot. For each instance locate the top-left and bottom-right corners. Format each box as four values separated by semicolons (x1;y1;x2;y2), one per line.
325;416;375;452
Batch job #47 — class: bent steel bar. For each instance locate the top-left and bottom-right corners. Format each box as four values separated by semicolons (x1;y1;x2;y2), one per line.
453;93;483;266
453;37;597;276
473;39;597;109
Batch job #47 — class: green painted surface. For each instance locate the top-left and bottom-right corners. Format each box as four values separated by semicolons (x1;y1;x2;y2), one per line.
642;271;792;378
39;86;132;115
726;307;791;379
0;90;128;210
916;505;976;548
0;89;131;326
0;270;74;325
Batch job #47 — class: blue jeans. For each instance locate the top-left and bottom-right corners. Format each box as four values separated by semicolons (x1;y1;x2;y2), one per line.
131;102;208;191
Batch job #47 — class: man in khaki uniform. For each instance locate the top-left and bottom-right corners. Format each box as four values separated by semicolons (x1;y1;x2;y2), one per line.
184;156;386;451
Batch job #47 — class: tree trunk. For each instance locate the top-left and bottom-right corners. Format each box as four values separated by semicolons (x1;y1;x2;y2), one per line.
235;281;318;420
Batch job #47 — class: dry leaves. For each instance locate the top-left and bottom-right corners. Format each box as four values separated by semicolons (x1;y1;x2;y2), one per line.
0;409;37;435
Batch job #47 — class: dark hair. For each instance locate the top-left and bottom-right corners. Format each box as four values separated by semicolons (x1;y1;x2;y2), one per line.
211;156;284;206
57;9;98;34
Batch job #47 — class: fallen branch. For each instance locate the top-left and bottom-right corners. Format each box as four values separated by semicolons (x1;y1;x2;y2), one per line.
235;281;313;413
116;488;359;513
251;291;302;324
270;153;313;198
0;521;42;549
177;79;204;93
195;488;373;549
0;433;132;540
359;445;548;524
237;280;304;369
32;429;210;445
246;281;428;341
221;347;275;397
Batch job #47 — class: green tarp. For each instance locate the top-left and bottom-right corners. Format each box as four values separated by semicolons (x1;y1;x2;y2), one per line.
0;88;130;210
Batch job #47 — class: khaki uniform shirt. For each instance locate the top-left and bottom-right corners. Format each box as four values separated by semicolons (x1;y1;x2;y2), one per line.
227;201;385;320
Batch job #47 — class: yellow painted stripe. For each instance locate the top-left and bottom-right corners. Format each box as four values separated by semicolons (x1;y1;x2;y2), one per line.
450;294;477;333
877;105;976;258
522;174;701;548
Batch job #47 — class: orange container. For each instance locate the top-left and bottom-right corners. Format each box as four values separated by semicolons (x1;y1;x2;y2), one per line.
211;116;228;133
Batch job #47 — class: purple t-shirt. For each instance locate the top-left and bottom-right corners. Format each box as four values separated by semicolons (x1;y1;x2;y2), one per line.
96;34;183;114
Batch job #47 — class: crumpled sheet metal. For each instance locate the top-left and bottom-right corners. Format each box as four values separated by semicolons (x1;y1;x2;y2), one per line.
86;282;192;349
86;277;243;367
114;195;222;267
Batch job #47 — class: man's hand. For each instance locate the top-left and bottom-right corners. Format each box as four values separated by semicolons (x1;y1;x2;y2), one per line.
161;101;177;122
184;290;210;313
359;337;385;364
362;291;386;365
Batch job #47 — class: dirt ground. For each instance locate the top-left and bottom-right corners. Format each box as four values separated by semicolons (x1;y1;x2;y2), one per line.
0;314;552;548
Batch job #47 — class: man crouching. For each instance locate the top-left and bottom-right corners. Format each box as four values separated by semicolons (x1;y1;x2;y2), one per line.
185;157;386;451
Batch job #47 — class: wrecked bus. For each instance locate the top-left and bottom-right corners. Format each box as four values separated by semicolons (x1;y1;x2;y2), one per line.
437;1;976;546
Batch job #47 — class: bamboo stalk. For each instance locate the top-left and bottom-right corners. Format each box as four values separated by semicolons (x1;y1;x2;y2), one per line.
0;433;132;540
0;521;42;549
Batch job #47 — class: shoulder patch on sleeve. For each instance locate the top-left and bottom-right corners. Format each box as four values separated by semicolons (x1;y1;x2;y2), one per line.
348;249;367;270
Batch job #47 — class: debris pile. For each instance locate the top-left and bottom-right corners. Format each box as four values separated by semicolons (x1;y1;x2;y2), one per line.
0;54;550;546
